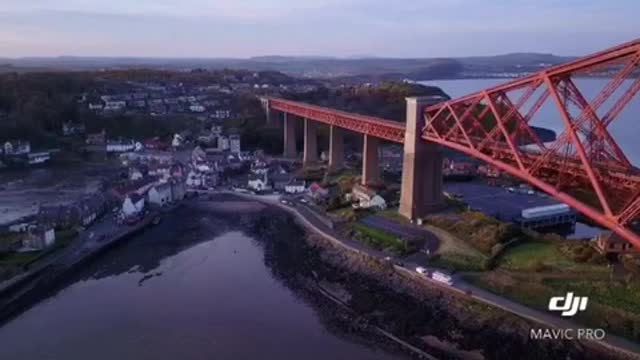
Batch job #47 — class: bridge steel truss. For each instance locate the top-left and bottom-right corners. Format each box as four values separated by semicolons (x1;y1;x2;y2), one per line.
423;39;640;249
268;39;640;250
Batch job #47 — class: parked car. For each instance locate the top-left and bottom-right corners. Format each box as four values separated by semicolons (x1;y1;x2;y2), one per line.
415;266;428;275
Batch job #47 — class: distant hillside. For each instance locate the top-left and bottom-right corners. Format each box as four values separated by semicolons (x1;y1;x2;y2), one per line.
0;52;580;80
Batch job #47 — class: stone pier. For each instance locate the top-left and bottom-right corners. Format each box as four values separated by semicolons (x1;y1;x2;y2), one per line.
283;113;297;158
303;118;318;165
399;97;444;220
362;135;380;186
328;125;344;171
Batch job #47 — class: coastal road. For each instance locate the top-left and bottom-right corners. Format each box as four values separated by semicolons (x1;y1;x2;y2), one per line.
360;215;439;253
213;190;640;358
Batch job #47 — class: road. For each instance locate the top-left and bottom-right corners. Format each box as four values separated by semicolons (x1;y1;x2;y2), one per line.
213;190;640;358
360;215;439;252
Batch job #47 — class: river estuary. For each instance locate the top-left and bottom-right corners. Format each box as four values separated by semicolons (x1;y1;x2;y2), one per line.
0;200;409;360
0;196;627;360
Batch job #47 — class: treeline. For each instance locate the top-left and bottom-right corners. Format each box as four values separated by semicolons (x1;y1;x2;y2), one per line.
235;82;450;154
284;82;449;121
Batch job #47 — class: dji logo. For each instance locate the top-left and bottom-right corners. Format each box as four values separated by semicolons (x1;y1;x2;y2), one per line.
548;292;588;317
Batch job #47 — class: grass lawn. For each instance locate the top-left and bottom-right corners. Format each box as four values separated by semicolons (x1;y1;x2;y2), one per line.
544;279;640;316
352;222;405;254
0;251;42;266
429;253;486;272
497;241;609;274
465;271;640;340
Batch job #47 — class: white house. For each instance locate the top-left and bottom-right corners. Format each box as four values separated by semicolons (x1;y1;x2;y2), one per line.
4;141;31;155
21;226;55;250
28;152;50;165
88;103;104;111
350;184;386;210
365;195;387;210
104;100;126;111
148;182;173;207
130;167;144;181
122;194;145;217
229;134;241;154
285;181;306;194
107;140;136;153
171;181;186;201
172;133;184;148
186;170;205;188
248;173;270;192
189;105;206;113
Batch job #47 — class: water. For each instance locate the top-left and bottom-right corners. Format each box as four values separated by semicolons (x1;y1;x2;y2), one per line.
421;78;639;238
420;78;640;166
0;202;405;360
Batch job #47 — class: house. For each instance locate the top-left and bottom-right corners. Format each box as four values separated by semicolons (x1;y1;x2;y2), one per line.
186;170;205;188
189;105;206;113
88;102;104;111
28;152;50;165
3;141;31;155
229;134;241;154
112;177;157;201
122;193;145;217
107;140;136;153
148;182;173;207
308;182;329;201
104;100;126;111
172;134;184;148
218;135;230;151
285;181;306;194
130;167;145;181
594;233;640;256
248;173;270;192
21;226;56;250
171;180;186;201
271;173;293;191
86;130;106;145
62;122;86;136
144;138;170;150
350;184;387;210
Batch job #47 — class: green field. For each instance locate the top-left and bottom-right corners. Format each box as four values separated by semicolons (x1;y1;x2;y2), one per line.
0;251;41;266
352;222;405;255
465;272;640;339
428;253;486;272
496;242;609;273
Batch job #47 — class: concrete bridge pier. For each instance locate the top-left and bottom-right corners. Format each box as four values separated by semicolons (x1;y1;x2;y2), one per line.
328;125;344;171
362;135;380;186
399;96;444;221
283;113;297;158
303;118;318;166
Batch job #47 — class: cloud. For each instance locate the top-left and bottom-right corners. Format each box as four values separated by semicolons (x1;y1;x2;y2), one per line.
0;0;637;57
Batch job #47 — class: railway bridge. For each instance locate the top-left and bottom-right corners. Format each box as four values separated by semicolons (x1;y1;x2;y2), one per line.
261;39;640;250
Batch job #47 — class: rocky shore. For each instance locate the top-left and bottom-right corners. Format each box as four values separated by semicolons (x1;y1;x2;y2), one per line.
236;194;636;360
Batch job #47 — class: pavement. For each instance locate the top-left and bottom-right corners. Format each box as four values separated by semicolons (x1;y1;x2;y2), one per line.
444;181;557;221
360;215;439;252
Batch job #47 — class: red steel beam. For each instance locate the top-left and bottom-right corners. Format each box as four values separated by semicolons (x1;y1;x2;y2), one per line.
268;98;405;143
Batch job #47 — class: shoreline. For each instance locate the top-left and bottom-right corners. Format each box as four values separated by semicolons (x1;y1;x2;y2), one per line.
2;191;639;359
0;202;182;324
217;190;640;360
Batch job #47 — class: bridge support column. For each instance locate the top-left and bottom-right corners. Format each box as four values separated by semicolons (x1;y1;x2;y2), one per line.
303;118;318;165
283;113;297;158
328;125;344;171
399;97;444;221
362;135;379;186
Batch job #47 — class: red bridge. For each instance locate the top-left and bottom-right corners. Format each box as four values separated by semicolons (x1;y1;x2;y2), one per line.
262;39;640;250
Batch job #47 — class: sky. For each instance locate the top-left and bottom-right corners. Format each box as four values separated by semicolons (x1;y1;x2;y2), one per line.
0;0;638;58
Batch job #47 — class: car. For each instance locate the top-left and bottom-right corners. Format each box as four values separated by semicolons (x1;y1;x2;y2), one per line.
299;198;309;204
415;266;428;275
